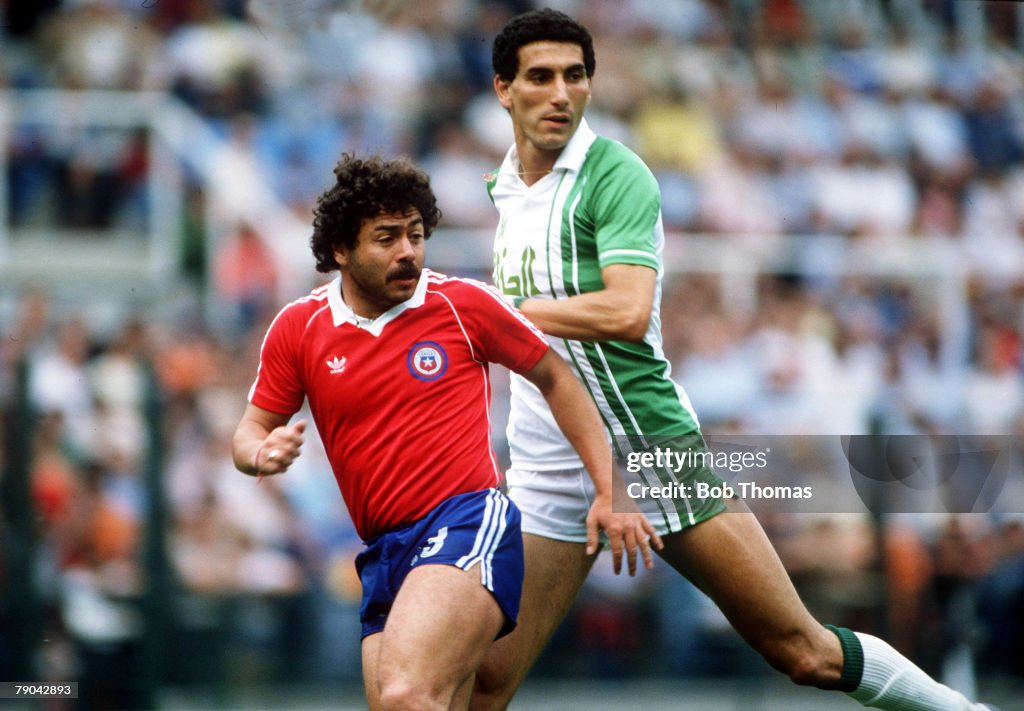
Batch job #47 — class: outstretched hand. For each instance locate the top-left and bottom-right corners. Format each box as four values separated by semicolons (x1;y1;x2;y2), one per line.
585;493;663;576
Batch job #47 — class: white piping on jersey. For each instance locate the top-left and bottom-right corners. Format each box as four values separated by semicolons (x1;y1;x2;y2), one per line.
430;286;498;484
249;285;330;402
427;273;549;488
544;172;570;300
599;248;659;264
562;339;690;530
456;274;548;342
567;184;584;290
594;341;694;527
456;489;509;590
305;304;330;331
557;164;693;528
430;288;480;363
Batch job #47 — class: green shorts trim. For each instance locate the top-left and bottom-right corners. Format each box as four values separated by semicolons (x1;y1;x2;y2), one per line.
616;430;729;533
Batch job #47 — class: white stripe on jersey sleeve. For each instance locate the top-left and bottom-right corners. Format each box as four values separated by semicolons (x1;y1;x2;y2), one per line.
453;275;549;343
248;287;329;402
598;248;659;264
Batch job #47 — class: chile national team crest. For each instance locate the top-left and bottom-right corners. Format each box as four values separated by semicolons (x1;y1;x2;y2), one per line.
407;341;448;382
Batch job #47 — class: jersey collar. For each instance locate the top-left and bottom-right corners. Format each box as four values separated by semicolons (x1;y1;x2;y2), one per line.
499;117;598;184
552;117;597;173
327;269;430;336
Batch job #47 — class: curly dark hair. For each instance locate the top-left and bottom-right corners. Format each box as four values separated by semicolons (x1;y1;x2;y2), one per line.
492;8;595;82
310;153;442;273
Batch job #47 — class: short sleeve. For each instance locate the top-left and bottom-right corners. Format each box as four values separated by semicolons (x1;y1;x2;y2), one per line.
248;305;306;415
450;280;549;374
589;144;661;271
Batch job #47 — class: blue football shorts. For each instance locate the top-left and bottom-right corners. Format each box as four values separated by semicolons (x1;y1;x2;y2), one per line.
354;488;524;640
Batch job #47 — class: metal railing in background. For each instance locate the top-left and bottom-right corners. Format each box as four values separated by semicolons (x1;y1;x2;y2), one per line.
0;354;170;708
0;89;308;333
0;358;39;683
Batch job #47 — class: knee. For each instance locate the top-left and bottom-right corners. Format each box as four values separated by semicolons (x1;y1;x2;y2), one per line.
379;679;444;711
469;661;517;711
469;687;511;711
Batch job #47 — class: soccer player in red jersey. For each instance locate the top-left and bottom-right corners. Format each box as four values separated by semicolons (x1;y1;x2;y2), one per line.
231;154;659;711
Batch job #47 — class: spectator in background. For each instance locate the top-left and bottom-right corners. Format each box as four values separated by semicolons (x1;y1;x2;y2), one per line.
212;222;280;337
902;85;970;178
697;141;785;244
810;144;916;239
742;282;839;433
36;0;163;91
420;119;500;228
893;319;967;433
960;170;1024;284
28;317;96;461
826;21;884;95
963;323;1023;435
963;81;1023;175
59;461;145;711
672;308;758;428
163;0;285;119
90;319;149;468
5;124;54;227
976;519;1024;677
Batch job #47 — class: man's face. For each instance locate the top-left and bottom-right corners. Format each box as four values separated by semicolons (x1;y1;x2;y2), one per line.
334;209;425;318
494;41;591;162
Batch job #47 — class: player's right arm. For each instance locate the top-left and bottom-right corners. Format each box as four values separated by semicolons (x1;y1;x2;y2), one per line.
522;349;663;574
515;263;655;342
232;403;307;478
235;298;309;479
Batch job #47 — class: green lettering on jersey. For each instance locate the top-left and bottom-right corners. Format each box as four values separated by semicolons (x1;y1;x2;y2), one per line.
494;242;540;298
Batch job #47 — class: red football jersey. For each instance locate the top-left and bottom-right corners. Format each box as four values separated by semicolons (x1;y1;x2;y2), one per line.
249;270;549;540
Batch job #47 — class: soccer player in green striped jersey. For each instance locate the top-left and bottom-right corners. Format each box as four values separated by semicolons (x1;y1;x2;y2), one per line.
471;9;999;711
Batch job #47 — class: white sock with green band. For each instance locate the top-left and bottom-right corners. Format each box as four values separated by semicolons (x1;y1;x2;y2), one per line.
827;625;991;710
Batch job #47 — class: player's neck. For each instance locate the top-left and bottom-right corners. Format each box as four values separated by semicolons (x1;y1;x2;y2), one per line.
515;145;559;186
340;282;389;321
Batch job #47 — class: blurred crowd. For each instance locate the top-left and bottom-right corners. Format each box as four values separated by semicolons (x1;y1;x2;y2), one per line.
2;0;1024;705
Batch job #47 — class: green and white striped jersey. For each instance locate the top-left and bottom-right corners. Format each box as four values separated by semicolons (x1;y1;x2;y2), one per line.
488;119;701;470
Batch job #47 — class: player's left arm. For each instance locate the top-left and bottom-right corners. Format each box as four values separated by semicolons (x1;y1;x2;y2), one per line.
522;349;663;574
516;263;656;342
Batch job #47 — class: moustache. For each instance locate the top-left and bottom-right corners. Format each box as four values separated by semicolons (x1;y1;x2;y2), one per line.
387;263;421;282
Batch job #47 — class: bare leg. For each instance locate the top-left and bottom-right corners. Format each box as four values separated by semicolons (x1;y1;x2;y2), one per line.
362;633;384;711
449;674;476;711
363;564;504;711
657;498;845;687
471;534;596;710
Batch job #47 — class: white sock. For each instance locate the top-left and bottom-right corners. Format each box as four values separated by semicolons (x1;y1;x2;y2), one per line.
844;630;987;711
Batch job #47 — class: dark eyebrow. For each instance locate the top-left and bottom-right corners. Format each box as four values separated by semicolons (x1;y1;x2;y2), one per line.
525;62;586;77
373;217;424;235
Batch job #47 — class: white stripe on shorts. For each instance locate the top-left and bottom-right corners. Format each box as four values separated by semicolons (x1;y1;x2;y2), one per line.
456;489;508;590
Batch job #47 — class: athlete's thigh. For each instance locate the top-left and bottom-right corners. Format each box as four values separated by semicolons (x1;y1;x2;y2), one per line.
361;632;384;711
379;563;504;700
476;534;596;697
658;498;819;647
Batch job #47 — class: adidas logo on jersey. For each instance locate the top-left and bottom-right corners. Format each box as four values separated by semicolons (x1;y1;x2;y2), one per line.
326;356;347;374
